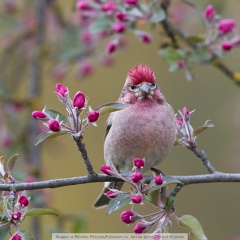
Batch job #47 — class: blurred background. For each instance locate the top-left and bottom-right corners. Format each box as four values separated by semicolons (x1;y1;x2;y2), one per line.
0;0;240;239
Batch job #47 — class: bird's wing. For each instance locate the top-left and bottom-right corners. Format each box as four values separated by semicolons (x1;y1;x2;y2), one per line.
104;113;113;141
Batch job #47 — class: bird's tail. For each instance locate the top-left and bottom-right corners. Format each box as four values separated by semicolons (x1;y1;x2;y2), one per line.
93;181;124;209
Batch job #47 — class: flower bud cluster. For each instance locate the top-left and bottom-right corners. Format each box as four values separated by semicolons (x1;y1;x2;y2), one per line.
32;84;100;139
202;5;239;53
100;158;169;234
175;107;195;148
3;192;30;239
73;0;158;78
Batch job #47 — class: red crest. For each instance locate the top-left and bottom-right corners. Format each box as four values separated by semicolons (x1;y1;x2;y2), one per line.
127;64;155;85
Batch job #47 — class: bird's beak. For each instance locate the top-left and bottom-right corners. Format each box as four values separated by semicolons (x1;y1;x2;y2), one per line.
139;82;151;97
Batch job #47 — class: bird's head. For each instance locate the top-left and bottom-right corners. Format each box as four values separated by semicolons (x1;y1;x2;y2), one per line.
120;64;165;104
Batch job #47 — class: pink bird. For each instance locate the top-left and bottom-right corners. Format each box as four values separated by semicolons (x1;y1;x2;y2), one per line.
94;64;176;208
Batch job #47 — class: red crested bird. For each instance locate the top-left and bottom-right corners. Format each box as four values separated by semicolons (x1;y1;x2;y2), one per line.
94;64;176;208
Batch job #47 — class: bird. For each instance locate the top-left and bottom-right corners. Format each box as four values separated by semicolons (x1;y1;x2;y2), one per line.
94;64;177;208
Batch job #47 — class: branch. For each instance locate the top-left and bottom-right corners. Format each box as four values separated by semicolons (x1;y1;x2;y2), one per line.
161;18;240;85
73;137;96;176
1;172;240;192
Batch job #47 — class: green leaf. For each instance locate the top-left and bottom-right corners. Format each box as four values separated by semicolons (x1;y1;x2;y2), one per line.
96;102;129;116
25;208;58;217
44;109;68;124
178;215;208;240
34;131;67;146
0;213;8;222
19;230;34;240
191;48;212;64
186;36;204;44
143;194;152;203
107;194;131;215
89;18;111;34
71;215;86;233
159;49;186;63
7;154;20;174
165;195;175;213
169;63;179;72
149;189;161;207
0;223;10;240
193;120;214;137
149;8;166;23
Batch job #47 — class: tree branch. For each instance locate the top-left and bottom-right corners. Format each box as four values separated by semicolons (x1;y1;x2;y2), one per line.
73;137;96;176
161;18;240;84
1;172;240;192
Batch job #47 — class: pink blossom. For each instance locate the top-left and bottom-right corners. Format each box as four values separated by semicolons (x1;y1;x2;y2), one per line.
120;210;135;224
125;0;138;5
133;158;144;169
131;195;142;203
87;110;100;122
131;172;143;183
221;42;233;51
100;165;112;176
218;19;235;34
32;110;47;119
18;196;29;207
106;42;117;54
101;1;116;13
12;211;21;220
112;22;126;33
55;83;68;97
154;175;163;185
204;5;215;22
48;119;60;132
73;91;85;110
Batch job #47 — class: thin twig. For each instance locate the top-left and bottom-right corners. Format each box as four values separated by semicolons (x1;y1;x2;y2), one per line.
73;137;96;176
190;145;216;174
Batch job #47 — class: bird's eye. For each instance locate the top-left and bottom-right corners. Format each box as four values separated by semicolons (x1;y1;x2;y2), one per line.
129;85;137;91
151;82;156;89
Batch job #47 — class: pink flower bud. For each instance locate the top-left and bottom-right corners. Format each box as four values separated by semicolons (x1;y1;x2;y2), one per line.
101;1;116;13
131;195;142;203
139;34;151;43
120;210;134;224
55;83;68;97
106;190;119;199
134;222;147;233
112;22;126;33
12;233;22;240
100;55;114;67
73;91;85;110
11;211;21;220
18;196;29;207
204;5;215;22
131;172;143;183
100;165;112;176
125;0;138;5
77;61;93;78
87;110;100;122
177;60;185;68
115;12;127;21
154;175;163;185
106;42;117;54
176;118;183;126
48;119;60;132
76;0;90;10
221;42;233;51
32;110;47;119
218;19;235;34
133;158;144;169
